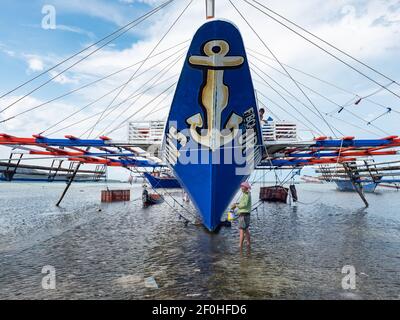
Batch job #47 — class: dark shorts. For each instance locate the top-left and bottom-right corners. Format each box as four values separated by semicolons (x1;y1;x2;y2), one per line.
238;214;250;230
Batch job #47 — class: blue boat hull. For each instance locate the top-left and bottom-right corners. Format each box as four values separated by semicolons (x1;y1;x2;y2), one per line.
143;172;181;189
334;180;378;193
163;20;263;231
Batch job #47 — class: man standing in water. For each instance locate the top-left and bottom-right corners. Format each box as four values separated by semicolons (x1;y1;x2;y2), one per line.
232;182;252;250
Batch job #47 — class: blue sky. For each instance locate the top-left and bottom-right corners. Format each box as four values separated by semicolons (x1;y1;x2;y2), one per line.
0;0;151;101
0;0;400;179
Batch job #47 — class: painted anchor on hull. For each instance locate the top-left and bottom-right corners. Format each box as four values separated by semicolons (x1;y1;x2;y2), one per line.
187;40;244;151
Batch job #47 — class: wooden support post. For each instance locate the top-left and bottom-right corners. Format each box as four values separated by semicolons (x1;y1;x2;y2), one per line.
343;162;369;207
48;159;64;182
56;147;90;206
4;153;23;181
56;162;82;207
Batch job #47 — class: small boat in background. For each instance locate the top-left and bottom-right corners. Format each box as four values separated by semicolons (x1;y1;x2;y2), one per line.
143;171;181;189
333;179;379;193
142;188;164;207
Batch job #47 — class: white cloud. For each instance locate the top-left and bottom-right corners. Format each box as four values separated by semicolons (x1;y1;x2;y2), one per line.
27;57;44;72
48;70;80;85
0;44;16;57
55;25;96;39
51;0;139;26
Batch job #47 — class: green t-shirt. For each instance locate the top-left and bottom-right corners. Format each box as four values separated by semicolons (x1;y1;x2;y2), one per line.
237;191;251;214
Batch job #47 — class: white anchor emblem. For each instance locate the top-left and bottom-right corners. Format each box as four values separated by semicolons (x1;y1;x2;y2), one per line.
187;40;244;151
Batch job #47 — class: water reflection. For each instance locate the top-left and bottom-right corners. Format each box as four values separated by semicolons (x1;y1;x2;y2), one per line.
0;182;399;299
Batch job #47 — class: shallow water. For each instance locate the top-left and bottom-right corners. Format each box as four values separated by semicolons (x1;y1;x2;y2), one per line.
0;182;399;299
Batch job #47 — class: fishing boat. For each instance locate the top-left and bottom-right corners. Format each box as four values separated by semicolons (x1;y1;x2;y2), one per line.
163;19;263;231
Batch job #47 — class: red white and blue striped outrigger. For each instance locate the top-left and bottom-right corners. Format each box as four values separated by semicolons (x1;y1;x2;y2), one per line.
2;134;400;229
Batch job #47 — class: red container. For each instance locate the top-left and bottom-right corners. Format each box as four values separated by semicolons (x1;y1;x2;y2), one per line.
101;190;130;202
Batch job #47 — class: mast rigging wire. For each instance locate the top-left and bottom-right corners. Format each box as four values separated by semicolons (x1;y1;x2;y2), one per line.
251;62;343;136
229;0;338;137
257;99;281;121
92;53;185;137
1;46;187;126
251;67;326;136
255;88;324;137
86;0;195;138
250;55;389;135
46;76;178;136
248;0;400;91
243;0;400;101
248;47;400;115
249;51;400;115
105;82;177;136
0;0;175;114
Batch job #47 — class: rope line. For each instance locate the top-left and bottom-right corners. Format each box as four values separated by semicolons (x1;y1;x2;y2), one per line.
0;0;175;114
251;62;344;136
248;0;400;90
86;0;194;138
251;67;326;136
229;0;338;137
243;0;400;101
94;53;185;137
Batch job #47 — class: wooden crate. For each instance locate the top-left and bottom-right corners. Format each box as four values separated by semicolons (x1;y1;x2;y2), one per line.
259;186;288;203
101;190;130;202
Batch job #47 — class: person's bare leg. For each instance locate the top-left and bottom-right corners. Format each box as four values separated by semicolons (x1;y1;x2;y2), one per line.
245;229;251;249
239;229;244;250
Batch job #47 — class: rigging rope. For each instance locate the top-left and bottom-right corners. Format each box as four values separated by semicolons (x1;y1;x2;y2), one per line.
126;166;198;224
249;54;389;136
248;47;400;115
93;52;185;137
229;0;338;138
251;62;344;136
243;0;400;101
248;0;400;91
255;88;319;137
251;68;326;136
46;75;178;136
0;0;176;103
86;0;195;139
257;99;281;121
1;46;186;127
105;82;177;136
0;0;175;114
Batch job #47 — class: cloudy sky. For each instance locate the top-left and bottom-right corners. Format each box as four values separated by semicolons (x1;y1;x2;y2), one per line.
0;0;399;178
